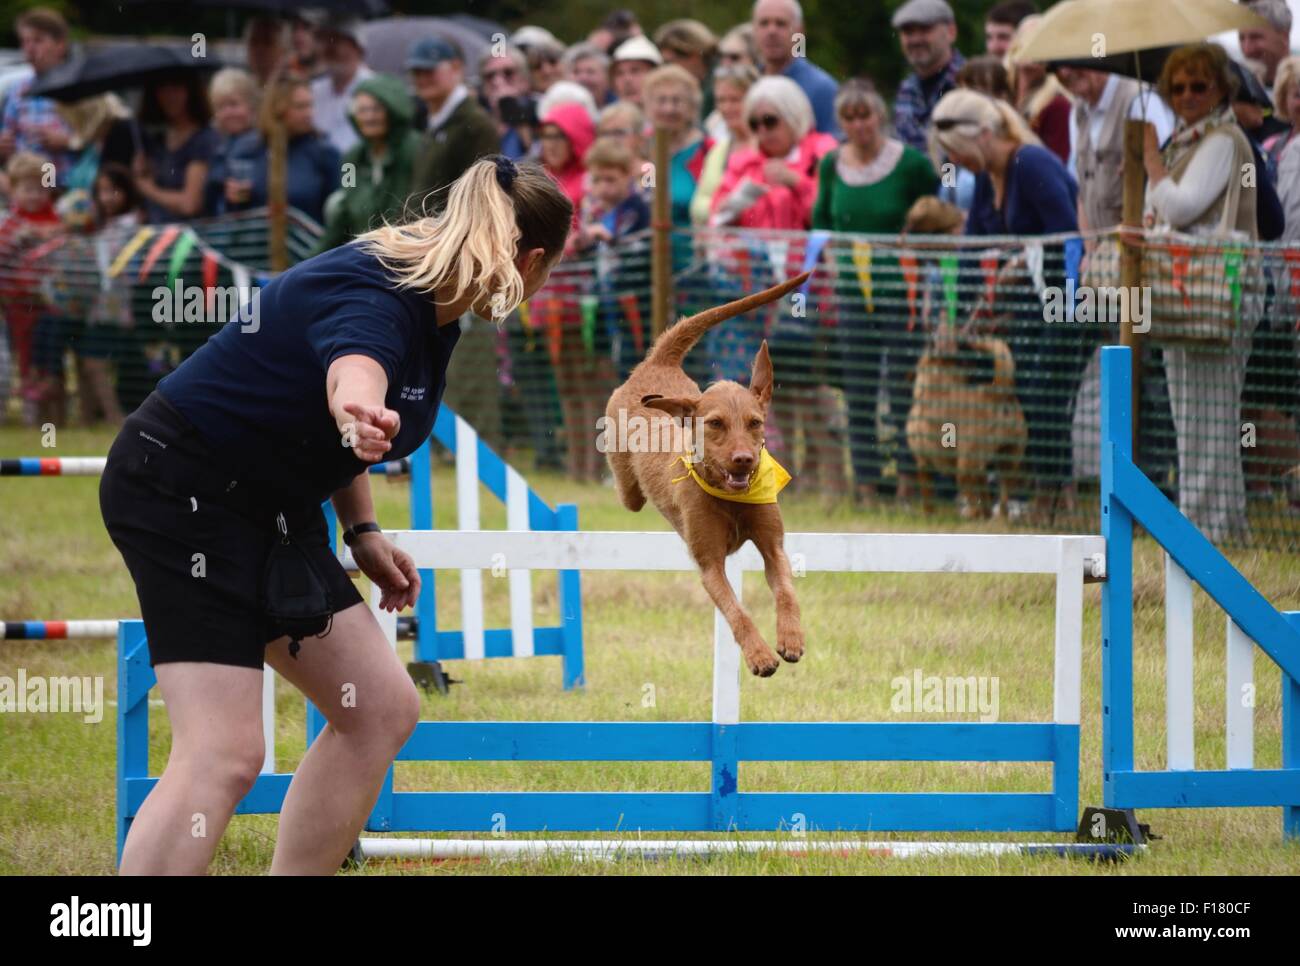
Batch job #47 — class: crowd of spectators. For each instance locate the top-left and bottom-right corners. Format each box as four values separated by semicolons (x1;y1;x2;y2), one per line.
0;1;1297;536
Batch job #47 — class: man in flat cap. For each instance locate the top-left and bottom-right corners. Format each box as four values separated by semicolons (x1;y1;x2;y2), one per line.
891;0;964;154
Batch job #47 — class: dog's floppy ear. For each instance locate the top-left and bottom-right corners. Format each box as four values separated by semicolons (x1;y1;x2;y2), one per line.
750;340;774;407
642;393;699;418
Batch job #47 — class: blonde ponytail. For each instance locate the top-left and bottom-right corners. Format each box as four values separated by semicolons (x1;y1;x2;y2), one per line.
358;156;572;320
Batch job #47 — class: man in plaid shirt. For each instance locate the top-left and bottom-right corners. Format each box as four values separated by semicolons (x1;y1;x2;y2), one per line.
0;8;74;177
891;0;965;154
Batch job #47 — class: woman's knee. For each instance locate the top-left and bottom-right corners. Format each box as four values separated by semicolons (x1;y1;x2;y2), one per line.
169;732;267;801
333;673;421;749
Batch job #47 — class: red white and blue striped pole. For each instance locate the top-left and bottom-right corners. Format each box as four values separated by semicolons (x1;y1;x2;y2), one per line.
1;457;411;477
4;617;418;640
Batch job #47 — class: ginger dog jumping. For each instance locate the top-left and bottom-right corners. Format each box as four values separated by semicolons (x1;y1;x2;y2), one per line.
605;273;809;677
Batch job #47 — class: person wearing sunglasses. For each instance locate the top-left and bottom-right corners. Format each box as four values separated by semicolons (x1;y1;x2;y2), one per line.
1143;43;1263;542
717;23;760;73
710;75;835;230
930;87;1081;522
479;47;536;161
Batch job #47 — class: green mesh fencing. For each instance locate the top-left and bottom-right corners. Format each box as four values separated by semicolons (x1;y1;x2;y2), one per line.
2;215;1296;550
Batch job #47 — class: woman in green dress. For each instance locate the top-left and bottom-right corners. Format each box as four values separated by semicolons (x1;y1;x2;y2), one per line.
813;79;938;506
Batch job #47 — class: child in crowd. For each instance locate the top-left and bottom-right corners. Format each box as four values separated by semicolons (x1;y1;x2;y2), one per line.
572;137;651;381
78;162;143;424
902;196;967;336
0;151;61;422
595;101;652;205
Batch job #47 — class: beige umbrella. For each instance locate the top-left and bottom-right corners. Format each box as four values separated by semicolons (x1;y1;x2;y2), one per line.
1010;0;1268;438
1012;0;1266;64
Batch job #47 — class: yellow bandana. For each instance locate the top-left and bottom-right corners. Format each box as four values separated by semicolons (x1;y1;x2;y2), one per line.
672;449;792;504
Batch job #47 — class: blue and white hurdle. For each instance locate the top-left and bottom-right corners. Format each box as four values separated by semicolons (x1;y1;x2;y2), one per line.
113;351;1300;861
344;528;1103;859
117;528;1109;860
1099;346;1300;839
395;406;584;689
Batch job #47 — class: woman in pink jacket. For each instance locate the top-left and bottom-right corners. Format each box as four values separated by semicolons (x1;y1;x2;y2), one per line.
537;101;609;482
708;75;841;498
709;75;837;230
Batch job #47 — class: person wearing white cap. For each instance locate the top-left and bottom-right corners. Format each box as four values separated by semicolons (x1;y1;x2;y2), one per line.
311;16;374;155
891;0;964;154
611;35;662;107
751;0;839;136
510;25;561;51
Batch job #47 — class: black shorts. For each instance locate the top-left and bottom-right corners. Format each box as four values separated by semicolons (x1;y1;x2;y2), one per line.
99;391;363;669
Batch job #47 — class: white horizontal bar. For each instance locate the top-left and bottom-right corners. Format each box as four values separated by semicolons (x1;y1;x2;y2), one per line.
357;838;1139;861
363;531;1105;577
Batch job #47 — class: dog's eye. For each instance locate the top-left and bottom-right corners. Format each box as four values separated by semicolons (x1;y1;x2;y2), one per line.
705;418;724;429
748;419;763;430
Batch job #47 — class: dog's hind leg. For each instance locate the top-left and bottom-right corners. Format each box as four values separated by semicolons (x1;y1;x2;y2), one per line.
697;554;780;677
607;449;646;512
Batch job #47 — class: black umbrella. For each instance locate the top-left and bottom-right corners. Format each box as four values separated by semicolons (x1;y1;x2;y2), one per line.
1048;46;1179;85
28;45;223;102
1049;46;1274;107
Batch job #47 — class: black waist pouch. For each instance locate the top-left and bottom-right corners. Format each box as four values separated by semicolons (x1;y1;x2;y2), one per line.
261;512;334;658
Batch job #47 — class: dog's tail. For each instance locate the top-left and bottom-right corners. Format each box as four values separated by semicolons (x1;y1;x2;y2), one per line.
645;271;811;368
963;337;1016;390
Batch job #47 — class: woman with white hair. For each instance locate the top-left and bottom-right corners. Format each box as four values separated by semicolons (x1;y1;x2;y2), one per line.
709;74;835;229
1269;55;1300;235
931;87;1083;519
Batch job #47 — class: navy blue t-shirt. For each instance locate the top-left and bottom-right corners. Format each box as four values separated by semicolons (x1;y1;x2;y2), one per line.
158;241;460;506
967;144;1078;236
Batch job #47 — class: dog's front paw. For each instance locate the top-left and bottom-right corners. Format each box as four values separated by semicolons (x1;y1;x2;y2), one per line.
776;622;804;663
744;644;781;677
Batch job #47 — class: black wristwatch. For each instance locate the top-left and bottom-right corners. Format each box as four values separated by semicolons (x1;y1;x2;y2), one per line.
342;522;382;546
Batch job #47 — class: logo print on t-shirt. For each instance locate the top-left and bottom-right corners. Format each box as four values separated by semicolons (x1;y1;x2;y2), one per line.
400;386;426;401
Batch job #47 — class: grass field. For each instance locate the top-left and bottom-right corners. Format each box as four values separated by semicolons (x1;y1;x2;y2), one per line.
2;423;1299;875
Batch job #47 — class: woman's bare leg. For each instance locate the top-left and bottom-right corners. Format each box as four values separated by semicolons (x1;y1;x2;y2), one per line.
119;662;265;875
264;601;421;875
